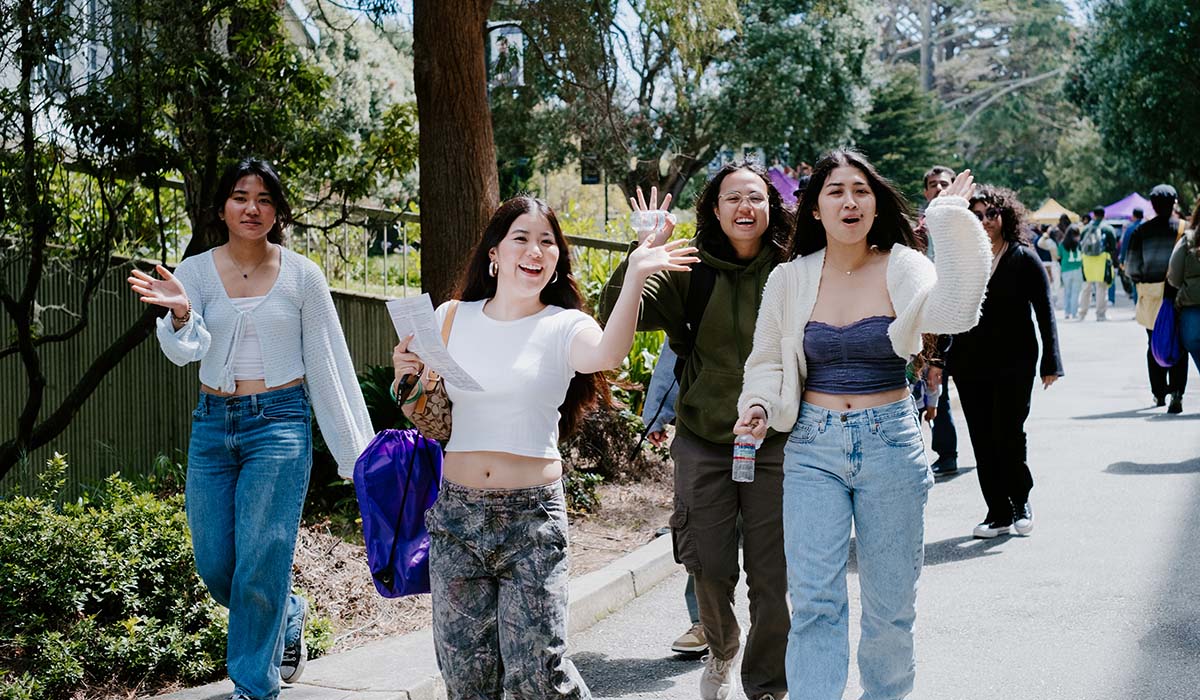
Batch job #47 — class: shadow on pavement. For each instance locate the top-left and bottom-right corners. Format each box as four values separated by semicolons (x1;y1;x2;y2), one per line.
1105;457;1200;475
932;466;976;483
573;651;702;697
1071;406;1162;420
922;534;1012;566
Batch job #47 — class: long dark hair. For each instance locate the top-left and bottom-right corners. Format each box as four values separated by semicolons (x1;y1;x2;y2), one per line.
1062;224;1081;252
791;149;919;259
456;196;610;438
970;185;1028;244
694;161;792;265
211;158;292;245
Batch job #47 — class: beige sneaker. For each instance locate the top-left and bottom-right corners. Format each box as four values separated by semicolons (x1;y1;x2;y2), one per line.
671;622;709;654
699;652;736;700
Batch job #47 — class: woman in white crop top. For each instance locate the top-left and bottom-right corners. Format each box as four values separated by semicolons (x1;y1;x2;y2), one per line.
128;159;372;700
734;150;990;700
391;196;696;700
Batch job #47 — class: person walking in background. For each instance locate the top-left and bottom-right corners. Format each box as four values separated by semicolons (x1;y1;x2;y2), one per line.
1059;225;1085;320
946;186;1062;539
1126;185;1189;413
1078;207;1117;321
1034;224;1060;307
917;165;960;475
1168;203;1200;381
603;163;794;700
639;344;708;656
393;195;697;700
736;151;990;700
1119;207;1145;303
128;158;375;700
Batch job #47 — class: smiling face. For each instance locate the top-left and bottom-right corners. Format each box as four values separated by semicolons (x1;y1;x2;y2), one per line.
221;175;277;243
814;165;877;247
489;211;561;296
712;169;770;247
971;201;1003;240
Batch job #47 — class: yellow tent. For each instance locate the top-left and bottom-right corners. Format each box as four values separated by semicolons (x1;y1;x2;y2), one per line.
1030;198;1080;225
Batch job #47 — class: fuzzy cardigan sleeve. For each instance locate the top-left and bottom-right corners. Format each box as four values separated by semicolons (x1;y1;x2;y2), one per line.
737;265;793;431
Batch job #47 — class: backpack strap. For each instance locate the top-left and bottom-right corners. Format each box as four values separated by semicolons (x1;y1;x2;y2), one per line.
414;300;460;413
673;261;716;383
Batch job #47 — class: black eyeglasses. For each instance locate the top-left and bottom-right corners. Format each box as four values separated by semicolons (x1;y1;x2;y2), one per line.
973;207;1002;221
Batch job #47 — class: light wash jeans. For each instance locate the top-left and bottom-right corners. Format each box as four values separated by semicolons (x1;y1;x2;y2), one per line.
1061;268;1083;318
187;385;313;700
782;397;932;700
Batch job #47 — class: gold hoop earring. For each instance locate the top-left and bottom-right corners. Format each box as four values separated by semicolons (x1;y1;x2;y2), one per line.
489;261;498;277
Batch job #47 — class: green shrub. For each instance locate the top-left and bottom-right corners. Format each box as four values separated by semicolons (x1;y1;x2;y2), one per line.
0;454;226;700
563;469;604;514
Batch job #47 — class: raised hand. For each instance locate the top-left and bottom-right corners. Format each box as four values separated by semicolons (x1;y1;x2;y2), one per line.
733;404;768;442
627;237;699;282
939;169;974;201
128;265;189;317
629;185;676;247
392;334;424;384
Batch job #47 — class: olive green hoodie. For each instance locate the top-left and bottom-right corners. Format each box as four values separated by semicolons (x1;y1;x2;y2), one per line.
600;237;779;444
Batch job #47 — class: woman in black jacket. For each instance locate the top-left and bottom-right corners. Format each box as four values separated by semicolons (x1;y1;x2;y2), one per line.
947;185;1063;539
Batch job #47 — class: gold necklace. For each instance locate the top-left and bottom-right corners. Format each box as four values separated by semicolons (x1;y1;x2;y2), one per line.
228;245;272;279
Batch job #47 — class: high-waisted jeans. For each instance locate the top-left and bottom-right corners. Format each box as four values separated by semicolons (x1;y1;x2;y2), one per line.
186;385;313;700
427;479;590;700
782;397;932;700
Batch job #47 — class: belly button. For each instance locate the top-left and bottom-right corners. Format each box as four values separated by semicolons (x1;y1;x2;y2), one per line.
484;470;491;479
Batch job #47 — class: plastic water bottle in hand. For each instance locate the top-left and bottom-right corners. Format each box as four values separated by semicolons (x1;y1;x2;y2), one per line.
631;210;669;236
732;434;760;483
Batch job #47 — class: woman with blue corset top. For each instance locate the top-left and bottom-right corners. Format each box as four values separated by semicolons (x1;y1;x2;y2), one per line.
127;159;374;700
735;150;990;700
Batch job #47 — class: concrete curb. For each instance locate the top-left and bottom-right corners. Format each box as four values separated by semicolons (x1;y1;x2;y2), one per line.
156;532;678;699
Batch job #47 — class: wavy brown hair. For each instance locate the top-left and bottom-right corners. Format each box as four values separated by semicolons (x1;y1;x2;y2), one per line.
969;185;1028;244
455;196;610;438
693;161;792;264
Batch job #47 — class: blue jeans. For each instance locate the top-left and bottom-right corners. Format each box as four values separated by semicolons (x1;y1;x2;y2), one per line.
1180;306;1200;374
1061;268;1083;318
187;385;313;700
782;397;932;700
930;371;956;460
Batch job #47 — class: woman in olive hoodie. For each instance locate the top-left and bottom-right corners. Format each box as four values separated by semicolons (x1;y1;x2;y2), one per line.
601;162;793;700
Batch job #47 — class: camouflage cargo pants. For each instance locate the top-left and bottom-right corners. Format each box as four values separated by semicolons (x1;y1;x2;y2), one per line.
426;479;591;700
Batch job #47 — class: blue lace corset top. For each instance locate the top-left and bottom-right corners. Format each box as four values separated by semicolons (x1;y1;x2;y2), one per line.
802;315;908;394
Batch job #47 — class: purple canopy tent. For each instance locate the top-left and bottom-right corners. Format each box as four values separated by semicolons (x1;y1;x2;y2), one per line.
1099;192;1153;220
768;166;799;206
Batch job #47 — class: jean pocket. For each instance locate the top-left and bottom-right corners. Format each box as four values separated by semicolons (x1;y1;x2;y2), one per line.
260;399;310;422
875;413;922;447
536;502;568;546
787;420;819;445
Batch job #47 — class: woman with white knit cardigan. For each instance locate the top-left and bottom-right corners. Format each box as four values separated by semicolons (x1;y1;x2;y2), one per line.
734;150;990;700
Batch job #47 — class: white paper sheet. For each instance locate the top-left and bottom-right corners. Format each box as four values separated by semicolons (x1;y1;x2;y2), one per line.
386;294;484;391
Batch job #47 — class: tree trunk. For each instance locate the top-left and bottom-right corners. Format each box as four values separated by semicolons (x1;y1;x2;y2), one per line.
413;0;499;304
919;0;934;91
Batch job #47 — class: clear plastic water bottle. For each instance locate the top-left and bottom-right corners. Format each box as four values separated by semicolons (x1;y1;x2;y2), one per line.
732;434;760;483
630;209;669;236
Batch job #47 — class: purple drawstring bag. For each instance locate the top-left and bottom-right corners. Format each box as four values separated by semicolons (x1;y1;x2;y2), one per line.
1151;300;1182;368
353;429;442;597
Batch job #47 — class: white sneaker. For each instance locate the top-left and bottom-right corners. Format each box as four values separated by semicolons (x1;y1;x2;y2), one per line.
1013;501;1034;536
699;652;736;700
973;519;1012;539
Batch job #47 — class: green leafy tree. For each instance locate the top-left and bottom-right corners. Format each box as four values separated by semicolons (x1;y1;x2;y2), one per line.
1043;116;1141;212
1069;0;1200;198
490;0;876;209
0;0;417;478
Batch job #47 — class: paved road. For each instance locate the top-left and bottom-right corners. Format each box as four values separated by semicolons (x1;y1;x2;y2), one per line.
568;298;1200;700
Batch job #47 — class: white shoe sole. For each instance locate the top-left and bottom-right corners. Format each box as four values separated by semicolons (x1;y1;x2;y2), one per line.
1014;520;1034;536
973;525;1011;539
671;642;709;654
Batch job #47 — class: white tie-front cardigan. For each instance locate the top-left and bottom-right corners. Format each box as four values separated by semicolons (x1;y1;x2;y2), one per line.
737;195;992;433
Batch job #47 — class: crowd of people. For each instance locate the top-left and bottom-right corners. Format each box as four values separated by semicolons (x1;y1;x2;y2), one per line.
128;153;1199;700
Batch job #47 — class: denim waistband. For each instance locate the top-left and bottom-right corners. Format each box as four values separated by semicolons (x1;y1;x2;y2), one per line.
196;383;308;415
440;479;564;504
798;395;915;426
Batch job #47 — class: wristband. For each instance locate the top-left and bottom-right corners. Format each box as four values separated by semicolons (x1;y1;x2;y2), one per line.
171;301;192;324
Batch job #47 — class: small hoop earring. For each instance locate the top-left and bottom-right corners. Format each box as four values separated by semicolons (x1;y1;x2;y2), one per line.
488;261;498;278
550;271;559;284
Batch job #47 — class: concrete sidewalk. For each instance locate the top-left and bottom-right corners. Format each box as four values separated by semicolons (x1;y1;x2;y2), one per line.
157;530;679;700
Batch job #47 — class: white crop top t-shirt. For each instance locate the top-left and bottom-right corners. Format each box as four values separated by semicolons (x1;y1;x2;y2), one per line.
438;299;601;459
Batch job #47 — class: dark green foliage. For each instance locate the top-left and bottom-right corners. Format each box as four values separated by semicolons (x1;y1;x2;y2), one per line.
563;469;604;514
1070;0;1200;196
0;455;226;700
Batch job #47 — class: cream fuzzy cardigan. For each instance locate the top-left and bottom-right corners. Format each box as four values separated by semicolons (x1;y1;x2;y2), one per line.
737;195;992;433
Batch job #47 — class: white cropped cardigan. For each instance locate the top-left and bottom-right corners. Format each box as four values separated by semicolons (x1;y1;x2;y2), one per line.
737;195;992;433
156;247;373;477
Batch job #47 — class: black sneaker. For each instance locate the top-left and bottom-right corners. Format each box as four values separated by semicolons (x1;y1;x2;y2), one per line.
1013;500;1034;536
1154;394;1166;408
973;517;1012;539
1168;393;1183;414
931;456;958;475
280;598;309;684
